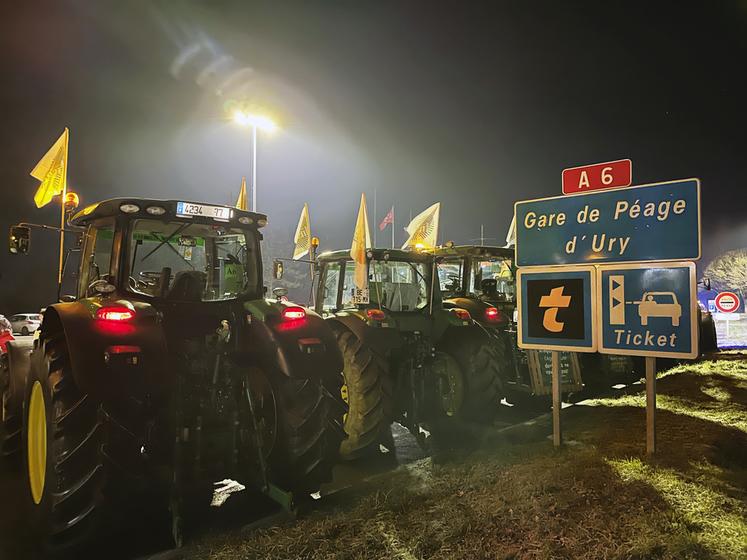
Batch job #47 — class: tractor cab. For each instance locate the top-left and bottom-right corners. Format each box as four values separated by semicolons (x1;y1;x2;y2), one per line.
433;245;516;328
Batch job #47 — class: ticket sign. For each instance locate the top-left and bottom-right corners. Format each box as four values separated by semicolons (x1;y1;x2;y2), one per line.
517;266;597;352
515;178;700;267
597;262;697;359
562;159;632;195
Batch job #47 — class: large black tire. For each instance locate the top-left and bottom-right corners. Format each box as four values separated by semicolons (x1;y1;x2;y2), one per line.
441;333;504;423
699;311;718;354
268;373;342;495
20;331;152;557
333;328;390;459
21;331;104;556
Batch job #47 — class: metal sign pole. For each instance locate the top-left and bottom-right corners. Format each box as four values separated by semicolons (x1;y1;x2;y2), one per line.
552;350;562;447
646;356;656;455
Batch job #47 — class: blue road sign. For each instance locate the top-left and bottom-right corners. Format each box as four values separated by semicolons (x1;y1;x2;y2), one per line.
517;266;597;352
515;178;701;267
597;262;697;359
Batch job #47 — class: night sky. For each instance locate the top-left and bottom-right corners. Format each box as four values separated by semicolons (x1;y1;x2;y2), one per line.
1;1;746;313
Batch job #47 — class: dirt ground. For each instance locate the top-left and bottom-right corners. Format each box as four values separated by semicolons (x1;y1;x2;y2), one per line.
173;355;747;560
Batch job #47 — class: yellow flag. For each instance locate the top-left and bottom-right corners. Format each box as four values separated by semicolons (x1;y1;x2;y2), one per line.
235;176;248;211
350;193;372;299
402;202;440;250
31;128;69;208
293;203;311;260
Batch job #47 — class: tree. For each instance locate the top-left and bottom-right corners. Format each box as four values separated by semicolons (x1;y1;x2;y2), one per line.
703;249;747;295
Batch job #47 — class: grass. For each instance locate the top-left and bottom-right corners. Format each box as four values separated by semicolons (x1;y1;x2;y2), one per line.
184;355;747;560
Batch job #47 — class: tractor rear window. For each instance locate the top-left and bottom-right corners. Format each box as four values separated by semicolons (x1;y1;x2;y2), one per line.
126;219;259;302
340;260;429;312
471;258;515;302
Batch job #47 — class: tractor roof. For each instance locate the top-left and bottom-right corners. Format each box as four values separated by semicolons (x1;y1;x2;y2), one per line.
317;248;433;263
432;245;514;259
70;198;267;228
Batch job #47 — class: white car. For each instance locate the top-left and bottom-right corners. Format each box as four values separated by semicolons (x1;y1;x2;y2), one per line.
9;313;43;335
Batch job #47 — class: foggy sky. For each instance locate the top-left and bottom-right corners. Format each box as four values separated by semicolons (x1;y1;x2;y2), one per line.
1;1;746;313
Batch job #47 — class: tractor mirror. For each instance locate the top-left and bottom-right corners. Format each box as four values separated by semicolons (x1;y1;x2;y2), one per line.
9;225;30;255
272;259;284;280
701;278;712;291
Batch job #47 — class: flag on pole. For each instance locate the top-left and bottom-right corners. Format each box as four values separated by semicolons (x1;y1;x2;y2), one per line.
505;214;516;247
31;128;69;208
293;203;312;260
379;206;394;231
350;193;371;303
235;177;248;211
401;202;440;250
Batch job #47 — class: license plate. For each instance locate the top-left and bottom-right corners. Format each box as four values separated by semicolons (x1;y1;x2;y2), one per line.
176;202;231;222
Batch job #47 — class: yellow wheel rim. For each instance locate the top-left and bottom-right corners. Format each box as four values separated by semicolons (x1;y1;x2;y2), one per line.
27;381;47;505
340;379;349;425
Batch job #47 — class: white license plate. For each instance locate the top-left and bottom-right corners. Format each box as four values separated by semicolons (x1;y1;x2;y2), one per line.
176;202;231;222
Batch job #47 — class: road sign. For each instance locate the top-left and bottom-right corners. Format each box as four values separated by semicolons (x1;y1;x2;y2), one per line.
517;266;597;352
562;159;632;195
515;178;700;267
597;262;697;359
714;291;740;313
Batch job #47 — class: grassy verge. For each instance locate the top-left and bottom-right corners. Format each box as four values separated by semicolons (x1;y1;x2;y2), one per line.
187;356;747;560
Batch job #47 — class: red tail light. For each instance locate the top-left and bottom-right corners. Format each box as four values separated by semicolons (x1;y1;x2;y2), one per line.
484;307;502;323
366;309;386;321
453;308;471;321
282;306;306;321
96;306;134;322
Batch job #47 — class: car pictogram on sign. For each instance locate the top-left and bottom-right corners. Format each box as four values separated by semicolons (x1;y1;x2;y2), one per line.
714;291;740;313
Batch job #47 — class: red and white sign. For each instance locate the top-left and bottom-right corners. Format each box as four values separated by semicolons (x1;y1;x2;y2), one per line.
714;291;740;313
562;159;632;195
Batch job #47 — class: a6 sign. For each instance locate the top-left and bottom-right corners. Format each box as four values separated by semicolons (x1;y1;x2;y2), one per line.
562;159;632;195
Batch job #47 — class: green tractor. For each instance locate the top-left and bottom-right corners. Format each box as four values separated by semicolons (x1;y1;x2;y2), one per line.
432;244;596;396
307;248;504;459
1;198;343;555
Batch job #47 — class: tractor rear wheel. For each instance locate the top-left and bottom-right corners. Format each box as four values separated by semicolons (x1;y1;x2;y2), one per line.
334;328;389;459
442;334;504;422
22;332;104;556
268;373;342;495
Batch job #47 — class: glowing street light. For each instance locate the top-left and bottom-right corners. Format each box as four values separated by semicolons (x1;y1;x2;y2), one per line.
232;110;278;212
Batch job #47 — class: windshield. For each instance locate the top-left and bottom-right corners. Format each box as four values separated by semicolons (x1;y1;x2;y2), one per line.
470;257;515;302
340;259;429;312
126;219;259;301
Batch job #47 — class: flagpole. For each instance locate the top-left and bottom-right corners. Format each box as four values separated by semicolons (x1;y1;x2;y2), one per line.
57;131;69;286
373;189;377;247
392;206;395;248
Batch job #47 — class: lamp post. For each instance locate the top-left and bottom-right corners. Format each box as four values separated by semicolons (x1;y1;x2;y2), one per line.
232;111;277;212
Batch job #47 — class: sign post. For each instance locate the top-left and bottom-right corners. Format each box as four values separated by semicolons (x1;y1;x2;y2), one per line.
646;357;656;455
551;350;562;447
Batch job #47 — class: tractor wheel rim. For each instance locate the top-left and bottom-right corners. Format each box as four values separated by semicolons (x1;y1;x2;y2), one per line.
27;381;47;505
340;377;349;425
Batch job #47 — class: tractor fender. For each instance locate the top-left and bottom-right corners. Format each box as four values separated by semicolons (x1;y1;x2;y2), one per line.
3;338;34;419
40;300;171;402
242;303;343;379
326;314;403;355
435;324;492;354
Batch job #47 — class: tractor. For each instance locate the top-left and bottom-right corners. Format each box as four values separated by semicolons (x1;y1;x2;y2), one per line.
1;198;344;555
302;247;504;459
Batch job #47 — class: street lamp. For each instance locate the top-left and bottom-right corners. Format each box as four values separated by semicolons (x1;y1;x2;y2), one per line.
232;110;277;212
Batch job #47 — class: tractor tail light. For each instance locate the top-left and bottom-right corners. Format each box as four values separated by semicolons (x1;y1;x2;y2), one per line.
96;306;134;322
484;307;502;323
453;308;471;321
282;306;306;321
366;309;386;321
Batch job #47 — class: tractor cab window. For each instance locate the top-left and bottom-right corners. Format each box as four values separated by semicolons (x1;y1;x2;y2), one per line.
470;257;515;302
320;261;342;312
80;221;115;297
437;258;464;296
367;260;429;312
126;219;258;302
